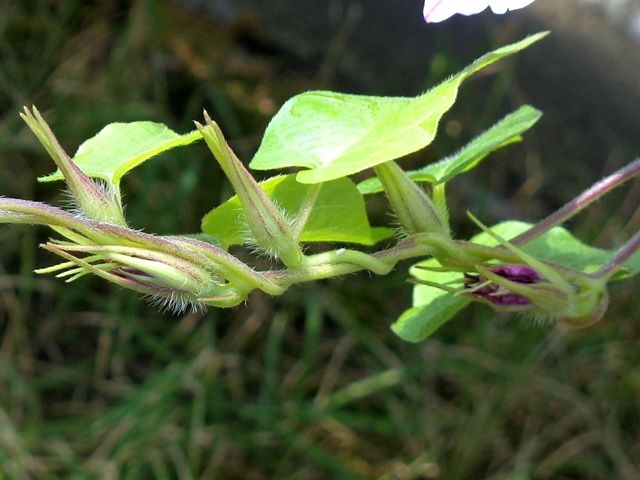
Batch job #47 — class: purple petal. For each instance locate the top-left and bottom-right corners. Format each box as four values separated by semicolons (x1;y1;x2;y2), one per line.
490;264;543;283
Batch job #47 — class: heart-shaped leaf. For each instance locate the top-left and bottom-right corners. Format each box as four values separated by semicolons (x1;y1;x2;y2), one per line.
358;105;542;194
201;175;382;249
249;33;547;184
393;220;640;343
39;122;202;188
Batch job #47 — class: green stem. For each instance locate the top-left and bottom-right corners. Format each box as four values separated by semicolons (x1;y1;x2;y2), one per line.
513;158;640;245
292;183;322;240
261;228;572;290
265;236;436;287
432;183;449;227
302;248;393;275
452;241;522;263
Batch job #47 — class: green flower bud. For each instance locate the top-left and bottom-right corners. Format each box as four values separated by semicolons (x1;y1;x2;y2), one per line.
196;113;304;267
20;107;126;226
0;198;284;311
42;242;241;312
373;161;449;237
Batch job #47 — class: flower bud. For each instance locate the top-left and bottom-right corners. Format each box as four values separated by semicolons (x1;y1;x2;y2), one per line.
465;263;568;312
41;241;244;311
196;113;304;267
462;262;609;325
461;213;609;324
1;197;287;310
20;107;126;226
374;161;449;237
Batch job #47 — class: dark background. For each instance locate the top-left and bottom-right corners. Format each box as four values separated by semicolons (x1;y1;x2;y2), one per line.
1;0;640;478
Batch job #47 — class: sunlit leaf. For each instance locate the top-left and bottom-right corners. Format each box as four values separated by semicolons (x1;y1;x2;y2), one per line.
201;175;379;249
39;122;202;187
358;105;541;194
250;33;547;184
392;264;470;342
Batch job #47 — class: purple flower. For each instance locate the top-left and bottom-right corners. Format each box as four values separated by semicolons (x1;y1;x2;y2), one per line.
414;216;610;326
424;0;536;23
464;263;543;307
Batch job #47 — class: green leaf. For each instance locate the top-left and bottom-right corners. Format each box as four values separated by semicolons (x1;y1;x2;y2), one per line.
201;175;378;249
249;32;548;184
393;220;638;343
392;264;470;342
38;122;202;187
358;105;542;194
370;226;394;244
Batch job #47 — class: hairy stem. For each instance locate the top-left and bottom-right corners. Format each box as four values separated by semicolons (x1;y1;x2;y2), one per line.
302;248;393;275
264;236;437;286
513;158;640;245
593;229;640;279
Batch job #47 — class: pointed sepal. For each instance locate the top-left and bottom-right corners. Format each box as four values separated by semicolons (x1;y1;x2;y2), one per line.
195;112;304;267
20;106;126;226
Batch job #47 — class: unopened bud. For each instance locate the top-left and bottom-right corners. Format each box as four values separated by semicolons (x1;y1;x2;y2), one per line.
196;113;303;267
463;262;609;325
465;263;568;312
463;213;609;324
374;161;449;236
20;107;126;226
41;241;245;312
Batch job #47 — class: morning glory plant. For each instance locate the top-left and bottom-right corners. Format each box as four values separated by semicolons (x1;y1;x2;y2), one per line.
2;32;640;342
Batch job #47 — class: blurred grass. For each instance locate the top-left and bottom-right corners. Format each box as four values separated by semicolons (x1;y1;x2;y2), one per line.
1;0;640;478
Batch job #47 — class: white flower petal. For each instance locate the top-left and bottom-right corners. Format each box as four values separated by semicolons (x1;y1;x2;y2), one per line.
488;0;536;14
424;0;491;23
424;0;536;23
